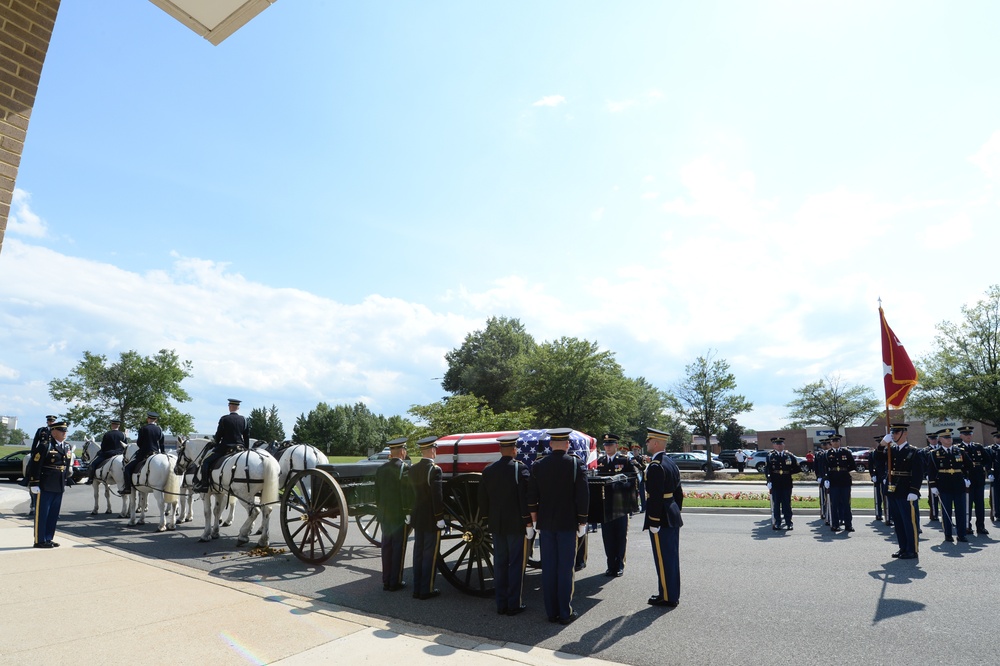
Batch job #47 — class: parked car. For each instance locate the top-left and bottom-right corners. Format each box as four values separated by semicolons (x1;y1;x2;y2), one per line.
0;449;29;481
746;450;809;474
849;447;872;473
666;452;725;472
719;449;754;468
358;447;391;463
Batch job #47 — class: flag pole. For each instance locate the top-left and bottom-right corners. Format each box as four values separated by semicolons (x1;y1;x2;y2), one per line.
879;298;892;473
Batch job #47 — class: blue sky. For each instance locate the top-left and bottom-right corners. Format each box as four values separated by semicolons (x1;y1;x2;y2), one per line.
3;1;1000;436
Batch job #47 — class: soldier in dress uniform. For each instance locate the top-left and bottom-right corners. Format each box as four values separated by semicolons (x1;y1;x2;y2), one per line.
871;435;891;525
927;429;969;543
874;423;923;559
26;419;73;548
195;399;249;492
630;443;648;512
86;418;127;484
824;434;854;533
643;427;683;608
375;437;411;592
596;434;639;577
527;427;589;625
923;431;941;521
409;435;445;600
989;430;1000;523
814;438;831;525
478;433;532;615
26;415;57;514
765;437;796;531
956;426;989;535
123;411;165;494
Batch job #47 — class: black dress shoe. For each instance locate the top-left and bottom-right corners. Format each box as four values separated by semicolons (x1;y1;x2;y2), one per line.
648;595;669;606
978;529;990;536
957;537;969;542
831;527;841;533
506;605;527;616
615;569;624;577
33;542;53;549
548;616;559;623
387;582;406;591
419;590;441;600
944;537;954;543
497;607;508;615
891;550;903;558
899;552;918;559
664;599;679;607
785;524;793;531
574;564;586;572
558;613;577;625
772;525;781;531
50;542;60;547
845;527;855;533
604;569;616;577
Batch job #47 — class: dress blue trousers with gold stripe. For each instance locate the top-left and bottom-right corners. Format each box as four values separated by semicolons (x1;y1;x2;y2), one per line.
650;526;680;602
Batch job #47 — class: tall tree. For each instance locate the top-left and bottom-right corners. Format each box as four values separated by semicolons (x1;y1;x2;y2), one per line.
48;349;194;436
908;284;1000;428
717;418;746;450
516;336;636;437
622;377;680;446
7;427;28;446
442;316;537;412
293;402;414;456
669;350;753;479
407;394;536;440
784;375;880;433
248;404;285;443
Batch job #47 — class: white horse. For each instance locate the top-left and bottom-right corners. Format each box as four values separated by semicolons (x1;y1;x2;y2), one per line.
123;444;183;532
199;448;280;547
82;439;128;517
173;437;236;525
269;442;329;488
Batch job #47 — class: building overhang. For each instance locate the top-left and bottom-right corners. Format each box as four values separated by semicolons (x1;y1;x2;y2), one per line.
148;0;278;45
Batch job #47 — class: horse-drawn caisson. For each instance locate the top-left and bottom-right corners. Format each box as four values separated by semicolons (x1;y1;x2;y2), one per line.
276;429;639;597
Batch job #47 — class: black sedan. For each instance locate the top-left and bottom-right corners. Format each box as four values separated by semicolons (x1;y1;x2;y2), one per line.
666;452;725;472
0;449;29;481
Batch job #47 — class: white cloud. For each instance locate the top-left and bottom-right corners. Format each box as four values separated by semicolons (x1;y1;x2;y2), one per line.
969;130;1000;182
591;207;605;221
640;192;659;200
6;189;48;238
532;95;566;107
922;211;973;248
607;99;636;113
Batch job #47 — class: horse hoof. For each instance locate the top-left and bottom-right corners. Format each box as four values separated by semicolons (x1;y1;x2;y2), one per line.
157;526;166;532
167;524;176;531
236;538;249;546
90;510;97;516
222;521;233;527
199;536;211;542
211;533;220;540
104;509;112;514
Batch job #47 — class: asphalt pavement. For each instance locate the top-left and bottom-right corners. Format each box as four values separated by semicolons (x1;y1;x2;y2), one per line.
3;480;997;666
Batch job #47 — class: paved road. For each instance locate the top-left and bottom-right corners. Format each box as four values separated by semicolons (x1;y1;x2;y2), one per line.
5;482;998;666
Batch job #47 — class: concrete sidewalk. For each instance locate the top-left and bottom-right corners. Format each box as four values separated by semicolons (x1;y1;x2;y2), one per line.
0;486;616;666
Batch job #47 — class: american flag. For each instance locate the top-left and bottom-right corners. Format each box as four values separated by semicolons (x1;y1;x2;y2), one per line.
433;429;599;476
515;429;598;470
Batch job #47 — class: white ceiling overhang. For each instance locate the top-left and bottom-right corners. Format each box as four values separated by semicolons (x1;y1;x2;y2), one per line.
148;0;278;45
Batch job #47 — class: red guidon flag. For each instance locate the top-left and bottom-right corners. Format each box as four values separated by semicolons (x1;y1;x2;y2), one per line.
880;306;918;408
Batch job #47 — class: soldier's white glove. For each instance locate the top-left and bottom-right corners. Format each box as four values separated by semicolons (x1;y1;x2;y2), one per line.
436;519;446;530
404;515;410;525
766;482;772;490
931;487;940;496
650;526;660;534
964;479;971;489
870;476;877;483
990;475;995;482
882;434;894;444
824;480;830;489
577;524;587;538
816;477;823;484
525;526;536;540
29;485;39;495
906;493;918;502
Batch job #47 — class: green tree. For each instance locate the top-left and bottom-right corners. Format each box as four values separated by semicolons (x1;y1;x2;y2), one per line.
908;284;1000;428
621;377;677;446
48;349;194;435
442;316;537;412
248;404;285;443
407;394;536;440
784;375;880;433
717;418;745;450
7;427;28;446
293;402;413;456
669;350;753;479
69;429;88;442
515;337;636;437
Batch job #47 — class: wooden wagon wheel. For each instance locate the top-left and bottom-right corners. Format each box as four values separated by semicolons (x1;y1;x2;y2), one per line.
436;473;495;597
280;468;348;564
354;508;382;546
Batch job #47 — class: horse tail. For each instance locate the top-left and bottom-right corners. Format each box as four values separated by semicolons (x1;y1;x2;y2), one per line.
165;455;183;499
260;452;280;507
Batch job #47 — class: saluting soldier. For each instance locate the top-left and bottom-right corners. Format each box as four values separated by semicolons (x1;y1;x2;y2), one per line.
26;419;73;548
958;426;990;535
643;427;683;608
814;439;831;525
824;434;854;533
409;435;445;600
989;430;1000;523
927;429;969;543
596;434;639;578
874;423;923;559
123;411;164;494
871;435;891;525
478;433;532;615
375;437;411;592
86;418;127;484
527;427;590;625
765;437;796;531
195;399;249;492
923;431;941;521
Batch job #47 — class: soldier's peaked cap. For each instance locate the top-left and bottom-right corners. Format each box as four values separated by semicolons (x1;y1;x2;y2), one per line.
497;434;519;446
51;420;68;430
110;419;121;425
889;422;908;430
146;411;159;419
417;435;439;449
958;426;974;434
603;433;620;443
829;434;842;441
938;429;953;437
45;415;57;421
386;437;408;448
547;428;573;441
228;398;241;405
771;437;785;443
646;427;669;439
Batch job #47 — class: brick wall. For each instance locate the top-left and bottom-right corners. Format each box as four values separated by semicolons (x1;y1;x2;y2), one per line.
0;0;61;256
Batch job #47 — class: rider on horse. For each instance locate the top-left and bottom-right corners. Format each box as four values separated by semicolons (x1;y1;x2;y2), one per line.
85;418;127;485
122;412;165;494
195;399;249;492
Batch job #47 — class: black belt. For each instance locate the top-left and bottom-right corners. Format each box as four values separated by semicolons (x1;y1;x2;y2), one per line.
830;467;851;472
891;471;911;477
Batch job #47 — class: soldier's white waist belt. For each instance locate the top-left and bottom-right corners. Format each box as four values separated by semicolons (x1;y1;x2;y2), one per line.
662;493;673;499
42;465;65;471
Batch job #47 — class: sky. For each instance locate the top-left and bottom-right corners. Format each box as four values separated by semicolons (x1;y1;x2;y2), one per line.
3;1;1000;437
